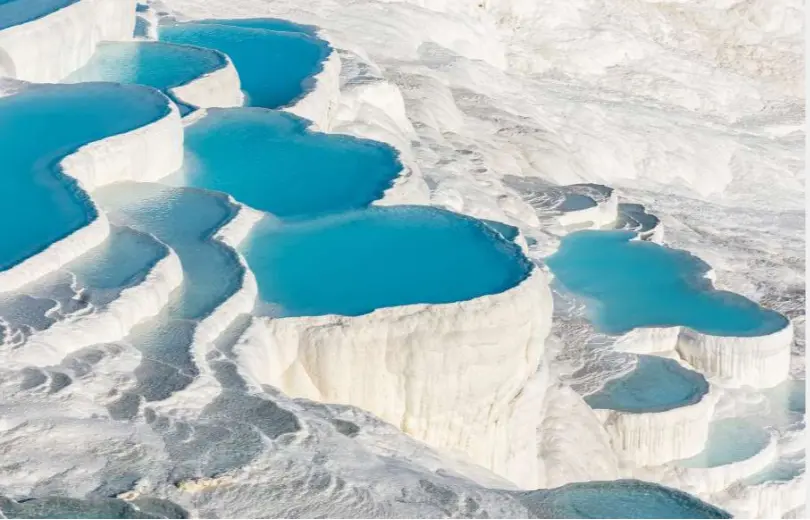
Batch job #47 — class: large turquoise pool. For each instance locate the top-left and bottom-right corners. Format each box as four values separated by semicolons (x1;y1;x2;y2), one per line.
181;108;400;219
242;206;532;317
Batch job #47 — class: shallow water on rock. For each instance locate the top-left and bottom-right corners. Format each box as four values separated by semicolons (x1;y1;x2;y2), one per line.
675;418;771;468
66;41;226;108
158;20;330;109
242;206;532;317
546;230;788;336
0;83;170;272
520;479;731;519
584;355;709;413
180;108;400;219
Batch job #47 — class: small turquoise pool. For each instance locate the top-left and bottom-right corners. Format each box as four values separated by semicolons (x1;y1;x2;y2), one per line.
181;108;400;219
0;0;77;30
520;479;731;519
0;83;171;273
585;356;709;413
242;206;532;317
675;418;771;468
158;19;330;109
546;230;788;336
66;41;226;110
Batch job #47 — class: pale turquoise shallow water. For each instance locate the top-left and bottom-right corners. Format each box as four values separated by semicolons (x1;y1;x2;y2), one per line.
181;108;400;219
584;355;709;413
66;41;226;110
546;230;788;336
242;206;532;317
675;418;771;468
158;19;330;109
0;83;170;272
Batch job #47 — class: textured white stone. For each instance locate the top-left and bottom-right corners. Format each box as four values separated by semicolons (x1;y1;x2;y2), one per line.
0;0;137;82
282;41;341;131
8;241;183;367
677;322;794;389
169;51;245;109
233;268;553;488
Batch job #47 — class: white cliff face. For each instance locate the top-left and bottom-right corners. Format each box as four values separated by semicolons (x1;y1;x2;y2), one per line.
169;53;245;109
593;386;720;467
0;0;137;82
0;93;183;293
536;383;620;487
232;268;553;488
677;323;794;389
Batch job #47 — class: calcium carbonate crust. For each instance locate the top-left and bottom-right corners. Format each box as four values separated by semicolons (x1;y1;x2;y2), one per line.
0;0;137;82
593;384;720;467
169;49;245;109
0;90;183;293
232;268;553;488
677;322;794;389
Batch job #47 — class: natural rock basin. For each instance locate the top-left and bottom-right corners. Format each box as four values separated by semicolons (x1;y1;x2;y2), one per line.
545;230;788;336
180;108;400;219
675;418;771;468
65;41;228;111
585;356;709;414
158;19;330;108
241;206;533;317
519;479;731;519
0;83;170;272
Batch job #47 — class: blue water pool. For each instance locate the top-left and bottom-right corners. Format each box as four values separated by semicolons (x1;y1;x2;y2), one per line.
242;206;532;317
545;230;788;336
585;355;709;413
192;17;317;35
520;479;731;519
0;83;171;273
158;20;330;109
180;108;400;219
0;0;77;30
676;418;770;468
66;41;226;109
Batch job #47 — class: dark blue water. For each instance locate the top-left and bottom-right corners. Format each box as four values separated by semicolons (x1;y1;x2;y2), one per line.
585;356;709;413
158;20;330;109
546;230;788;336
520;479;731;519
0;83;170;272
66;41;226;96
242;206;532;317
0;0;78;30
182;108;400;219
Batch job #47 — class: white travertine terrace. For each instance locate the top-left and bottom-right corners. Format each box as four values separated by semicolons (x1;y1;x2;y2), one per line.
0;94;183;293
0;0;137;82
232;268;553;488
169;51;245;109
